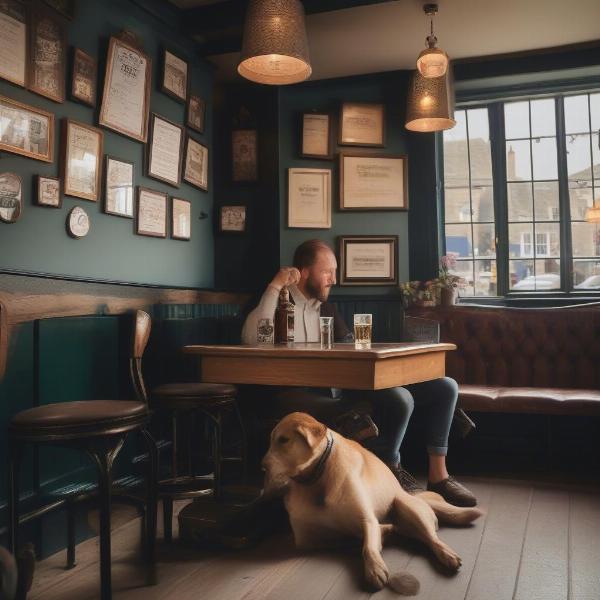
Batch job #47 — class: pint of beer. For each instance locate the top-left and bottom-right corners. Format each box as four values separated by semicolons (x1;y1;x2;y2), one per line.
353;314;372;348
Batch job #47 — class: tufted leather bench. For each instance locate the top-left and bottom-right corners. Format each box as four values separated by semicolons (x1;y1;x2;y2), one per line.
409;303;600;416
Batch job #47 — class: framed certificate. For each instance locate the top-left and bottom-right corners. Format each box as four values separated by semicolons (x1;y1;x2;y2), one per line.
339;235;398;286
0;95;54;162
232;129;257;182
339;102;385;147
171;197;191;240
161;48;188;103
61;118;103;202
183;135;208;191
0;172;22;223
146;113;184;187
28;6;66;103
219;205;246;233
186;94;205;134
71;48;96;107
0;0;27;87
136;187;167;238
104;156;134;218
340;153;408;211
288;168;331;229
99;36;152;142
301;112;332;159
36;175;61;208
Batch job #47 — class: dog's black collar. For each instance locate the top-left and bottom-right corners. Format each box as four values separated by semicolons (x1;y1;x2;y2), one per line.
291;432;334;485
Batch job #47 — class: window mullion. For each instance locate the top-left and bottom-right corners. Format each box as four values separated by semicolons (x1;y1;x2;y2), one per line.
556;96;573;291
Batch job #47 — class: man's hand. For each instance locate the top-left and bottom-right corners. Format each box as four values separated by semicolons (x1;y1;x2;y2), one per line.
269;267;301;291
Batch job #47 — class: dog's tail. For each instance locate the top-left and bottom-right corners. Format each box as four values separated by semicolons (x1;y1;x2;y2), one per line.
388;571;420;596
417;491;484;526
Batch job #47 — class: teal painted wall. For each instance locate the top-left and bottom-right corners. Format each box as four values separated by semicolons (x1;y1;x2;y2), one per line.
278;71;413;296
0;0;214;288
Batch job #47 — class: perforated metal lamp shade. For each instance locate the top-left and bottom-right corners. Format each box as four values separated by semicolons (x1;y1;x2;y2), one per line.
238;0;312;85
405;70;456;132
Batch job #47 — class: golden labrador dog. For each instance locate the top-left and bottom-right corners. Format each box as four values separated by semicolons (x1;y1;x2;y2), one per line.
262;412;483;595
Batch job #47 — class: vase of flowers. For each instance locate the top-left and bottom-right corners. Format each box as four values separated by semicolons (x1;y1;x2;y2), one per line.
437;254;464;306
399;280;437;307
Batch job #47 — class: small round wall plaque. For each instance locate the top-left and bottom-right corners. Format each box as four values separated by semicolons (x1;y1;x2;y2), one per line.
67;206;90;238
0;172;23;224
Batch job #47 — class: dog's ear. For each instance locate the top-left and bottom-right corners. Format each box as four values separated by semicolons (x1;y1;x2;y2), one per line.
294;421;327;450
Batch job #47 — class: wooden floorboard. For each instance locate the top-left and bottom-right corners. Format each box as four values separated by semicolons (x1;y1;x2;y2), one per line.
27;477;600;600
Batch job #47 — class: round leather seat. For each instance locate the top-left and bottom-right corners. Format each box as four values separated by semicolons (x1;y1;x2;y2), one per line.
151;383;237;410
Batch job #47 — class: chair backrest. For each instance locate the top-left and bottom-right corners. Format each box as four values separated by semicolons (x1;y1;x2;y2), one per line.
403;315;440;343
130;310;151;403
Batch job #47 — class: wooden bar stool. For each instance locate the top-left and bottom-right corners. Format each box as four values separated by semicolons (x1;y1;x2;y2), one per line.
131;311;246;542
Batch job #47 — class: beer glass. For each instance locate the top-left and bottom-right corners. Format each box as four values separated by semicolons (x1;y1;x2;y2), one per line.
319;316;333;349
257;317;274;344
353;314;372;348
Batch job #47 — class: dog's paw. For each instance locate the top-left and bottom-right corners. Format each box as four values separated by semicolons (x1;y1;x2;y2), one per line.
364;555;389;590
434;542;462;571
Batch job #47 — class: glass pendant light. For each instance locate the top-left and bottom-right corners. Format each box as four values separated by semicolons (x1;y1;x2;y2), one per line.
416;3;448;79
238;0;312;85
405;69;456;132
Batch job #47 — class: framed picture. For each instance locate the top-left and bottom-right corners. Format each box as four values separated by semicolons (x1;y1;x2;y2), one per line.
0;95;54;163
104;156;134;218
28;6;67;103
61;118;103;201
183;135;208;191
186;94;205;134
42;0;75;20
171;197;191;241
288;167;331;229
161;48;188;103
232;129;257;182
146;113;184;187
301;112;332;159
339;102;385;147
67;205;90;239
99;36;152;143
0;0;27;87
0;172;22;223
71;48;97;107
219;205;246;233
36;175;61;207
338;235;398;286
136;187;167;238
340;153;408;211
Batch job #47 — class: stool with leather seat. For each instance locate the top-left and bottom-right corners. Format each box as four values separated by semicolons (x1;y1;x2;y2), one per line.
131;310;246;542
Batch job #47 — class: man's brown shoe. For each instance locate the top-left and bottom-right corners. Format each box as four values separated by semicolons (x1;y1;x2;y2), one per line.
389;464;423;494
427;477;477;507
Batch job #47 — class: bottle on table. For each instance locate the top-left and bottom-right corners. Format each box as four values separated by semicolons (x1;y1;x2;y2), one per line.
274;286;295;344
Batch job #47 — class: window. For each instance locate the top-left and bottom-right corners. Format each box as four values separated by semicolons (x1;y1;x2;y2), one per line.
442;91;600;296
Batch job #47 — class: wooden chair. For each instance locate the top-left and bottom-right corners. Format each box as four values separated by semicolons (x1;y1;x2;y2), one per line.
131;310;246;542
5;304;158;600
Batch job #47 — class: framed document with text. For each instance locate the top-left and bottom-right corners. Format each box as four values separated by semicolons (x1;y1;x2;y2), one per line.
339;235;398;286
104;155;134;218
339;102;385;147
340;153;407;211
183;135;208;191
99;36;152;142
36;175;61;207
61;118;103;201
146;113;183;187
232;129;257;182
186;94;205;134
0;95;54;162
288;167;331;229
219;205;246;233
161;48;188;103
301;112;332;159
136;187;167;238
0;0;27;87
171;197;191;240
71;48;97;107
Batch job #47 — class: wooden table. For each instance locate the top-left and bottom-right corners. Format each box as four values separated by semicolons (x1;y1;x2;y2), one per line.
183;342;456;390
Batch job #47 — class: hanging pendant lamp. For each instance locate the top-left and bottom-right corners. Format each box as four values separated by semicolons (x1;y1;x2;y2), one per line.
238;0;312;85
405;69;456;132
585;199;600;223
416;3;448;79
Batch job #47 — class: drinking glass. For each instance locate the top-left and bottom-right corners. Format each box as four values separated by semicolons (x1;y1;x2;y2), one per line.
319;316;333;348
353;314;372;348
257;317;274;344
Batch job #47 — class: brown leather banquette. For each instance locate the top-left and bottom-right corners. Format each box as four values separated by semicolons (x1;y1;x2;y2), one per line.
410;303;600;416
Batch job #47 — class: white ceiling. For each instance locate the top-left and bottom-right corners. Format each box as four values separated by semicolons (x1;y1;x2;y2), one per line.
173;0;600;82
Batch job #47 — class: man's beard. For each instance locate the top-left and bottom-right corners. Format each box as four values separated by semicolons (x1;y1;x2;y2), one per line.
306;278;330;302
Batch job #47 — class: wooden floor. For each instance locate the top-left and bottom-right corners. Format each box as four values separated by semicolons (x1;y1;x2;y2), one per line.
28;477;600;600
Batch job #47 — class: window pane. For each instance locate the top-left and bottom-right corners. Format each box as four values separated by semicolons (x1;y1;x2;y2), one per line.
592;132;600;181
591;93;600;131
564;94;590;134
444;112;469;189
573;260;600;288
471;186;494;222
445;224;473;258
532;137;558;180
475;259;497;296
533;182;559;221
468;109;493;187
510;260;534;289
571;222;600;258
530;98;556;137
508;182;533;221
504;101;529;139
569;181;593;221
566;133;592;181
451;260;474;296
506;140;531;181
444;187;470;223
509;223;534;258
535;260;560;289
473;224;495;258
535;223;560;257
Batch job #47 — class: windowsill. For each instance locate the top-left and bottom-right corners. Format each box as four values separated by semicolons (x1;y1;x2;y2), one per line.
457;293;600;307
